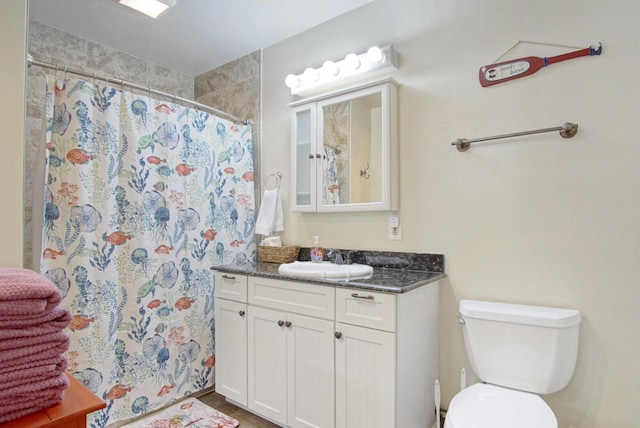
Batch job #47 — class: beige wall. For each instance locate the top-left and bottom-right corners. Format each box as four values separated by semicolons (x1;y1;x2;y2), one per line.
0;0;27;267
262;0;640;426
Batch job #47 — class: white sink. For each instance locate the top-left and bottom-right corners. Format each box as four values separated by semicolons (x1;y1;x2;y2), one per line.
278;261;373;280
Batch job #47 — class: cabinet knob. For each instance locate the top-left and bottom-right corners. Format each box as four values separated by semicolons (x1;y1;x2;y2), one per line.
335;331;343;339
239;310;245;317
285;321;292;328
315;153;322;159
308;154;314;159
278;320;285;327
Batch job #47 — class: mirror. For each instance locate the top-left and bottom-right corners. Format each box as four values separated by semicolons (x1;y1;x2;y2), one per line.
290;80;397;213
319;92;382;205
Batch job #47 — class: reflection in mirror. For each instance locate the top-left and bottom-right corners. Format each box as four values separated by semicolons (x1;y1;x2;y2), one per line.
321;92;382;205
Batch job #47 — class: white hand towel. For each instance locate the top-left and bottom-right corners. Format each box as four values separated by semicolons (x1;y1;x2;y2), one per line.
255;188;284;236
273;190;284;233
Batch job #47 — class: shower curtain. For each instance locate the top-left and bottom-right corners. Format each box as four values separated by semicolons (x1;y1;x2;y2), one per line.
39;77;256;427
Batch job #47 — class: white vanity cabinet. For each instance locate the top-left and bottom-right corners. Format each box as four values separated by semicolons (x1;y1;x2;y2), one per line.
213;272;248;406
213;271;440;428
290;79;398;213
335;283;439;428
247;276;336;428
334;288;396;428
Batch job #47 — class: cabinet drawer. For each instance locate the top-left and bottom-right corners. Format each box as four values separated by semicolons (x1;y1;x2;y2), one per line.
214;271;248;303
336;288;396;332
248;276;334;320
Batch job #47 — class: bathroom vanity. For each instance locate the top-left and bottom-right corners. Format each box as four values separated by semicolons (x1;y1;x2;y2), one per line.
213;251;444;428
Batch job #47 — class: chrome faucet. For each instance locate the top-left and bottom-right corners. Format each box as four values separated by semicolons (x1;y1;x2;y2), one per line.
326;249;345;265
326;249;355;265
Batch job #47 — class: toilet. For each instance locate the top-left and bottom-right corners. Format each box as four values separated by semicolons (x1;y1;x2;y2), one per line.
444;299;581;428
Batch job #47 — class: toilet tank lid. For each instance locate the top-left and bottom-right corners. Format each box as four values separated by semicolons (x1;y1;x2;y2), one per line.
460;299;581;328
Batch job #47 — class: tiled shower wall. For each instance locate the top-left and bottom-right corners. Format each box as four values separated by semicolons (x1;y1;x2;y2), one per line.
25;20;260;268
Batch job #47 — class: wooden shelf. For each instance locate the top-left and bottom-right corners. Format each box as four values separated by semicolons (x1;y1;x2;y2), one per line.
0;373;106;428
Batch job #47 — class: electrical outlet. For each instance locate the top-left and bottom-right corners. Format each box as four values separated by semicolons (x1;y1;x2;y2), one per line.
388;216;402;240
389;224;402;240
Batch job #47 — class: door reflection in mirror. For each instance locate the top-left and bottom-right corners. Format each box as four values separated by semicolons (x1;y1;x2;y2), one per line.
321;92;382;205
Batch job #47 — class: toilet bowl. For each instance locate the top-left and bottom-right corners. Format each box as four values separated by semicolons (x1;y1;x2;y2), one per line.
444;383;557;428
444;299;581;428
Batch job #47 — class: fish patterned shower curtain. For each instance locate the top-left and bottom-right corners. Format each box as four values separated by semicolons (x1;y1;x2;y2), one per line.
39;77;256;427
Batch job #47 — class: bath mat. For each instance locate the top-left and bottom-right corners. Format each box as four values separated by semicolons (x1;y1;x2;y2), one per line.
121;398;239;428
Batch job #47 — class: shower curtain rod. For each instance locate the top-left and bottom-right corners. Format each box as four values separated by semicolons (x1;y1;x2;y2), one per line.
27;54;252;126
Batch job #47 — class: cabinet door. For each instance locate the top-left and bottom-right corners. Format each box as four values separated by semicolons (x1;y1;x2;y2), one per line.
335;323;395;428
214;298;247;405
291;103;317;212
287;313;335;428
248;306;288;425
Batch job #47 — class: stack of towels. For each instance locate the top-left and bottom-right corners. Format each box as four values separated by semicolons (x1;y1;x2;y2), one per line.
0;268;71;423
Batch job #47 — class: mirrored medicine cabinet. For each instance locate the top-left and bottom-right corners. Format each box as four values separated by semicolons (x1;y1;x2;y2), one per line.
289;79;398;212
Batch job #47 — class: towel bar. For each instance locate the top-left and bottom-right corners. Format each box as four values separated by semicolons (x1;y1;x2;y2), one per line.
452;122;578;152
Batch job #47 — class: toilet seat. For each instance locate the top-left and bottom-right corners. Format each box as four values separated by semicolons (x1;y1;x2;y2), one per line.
444;383;557;428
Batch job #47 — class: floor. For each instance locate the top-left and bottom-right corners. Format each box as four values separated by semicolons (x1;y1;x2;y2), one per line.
197;391;447;428
198;391;281;428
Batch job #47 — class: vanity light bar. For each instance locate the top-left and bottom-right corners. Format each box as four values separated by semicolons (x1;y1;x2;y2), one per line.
285;45;398;96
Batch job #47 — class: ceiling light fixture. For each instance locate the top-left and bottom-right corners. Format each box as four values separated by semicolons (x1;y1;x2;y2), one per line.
285;44;398;96
118;0;176;18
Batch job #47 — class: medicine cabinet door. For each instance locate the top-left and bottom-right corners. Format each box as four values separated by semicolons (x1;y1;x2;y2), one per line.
291;104;318;212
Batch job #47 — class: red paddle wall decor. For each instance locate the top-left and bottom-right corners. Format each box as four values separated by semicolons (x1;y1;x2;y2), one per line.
479;42;602;87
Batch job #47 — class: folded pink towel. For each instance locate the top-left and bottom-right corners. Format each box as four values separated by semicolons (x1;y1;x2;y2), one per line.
0;368;69;402
0;306;71;328
0;307;71;340
0;332;69;368
0;390;65;424
0;353;67;375
0;268;62;316
0;354;68;389
1;330;70;352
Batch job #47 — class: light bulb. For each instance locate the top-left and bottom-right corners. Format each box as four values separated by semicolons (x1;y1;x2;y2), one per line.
303;67;320;83
322;60;340;77
367;46;385;64
345;53;361;70
285;74;300;89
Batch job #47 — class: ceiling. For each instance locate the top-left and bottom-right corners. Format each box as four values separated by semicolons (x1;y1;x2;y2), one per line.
29;0;375;76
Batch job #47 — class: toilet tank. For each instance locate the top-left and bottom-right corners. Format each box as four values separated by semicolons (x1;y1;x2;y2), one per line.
459;299;581;394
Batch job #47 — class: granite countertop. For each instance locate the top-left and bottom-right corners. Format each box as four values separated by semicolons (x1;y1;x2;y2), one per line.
212;249;446;294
